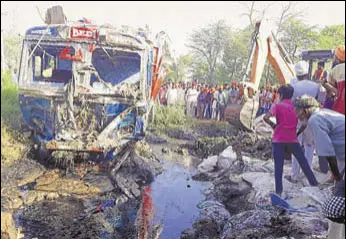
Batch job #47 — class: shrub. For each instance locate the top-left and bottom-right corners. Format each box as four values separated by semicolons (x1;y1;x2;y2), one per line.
1;70;21;128
152;103;193;130
1;71;28;166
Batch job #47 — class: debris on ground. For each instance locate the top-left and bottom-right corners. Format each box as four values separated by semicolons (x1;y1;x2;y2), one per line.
1;120;333;239
195;137;231;158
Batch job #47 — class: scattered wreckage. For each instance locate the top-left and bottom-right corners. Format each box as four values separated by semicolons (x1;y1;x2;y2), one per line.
18;16;172;162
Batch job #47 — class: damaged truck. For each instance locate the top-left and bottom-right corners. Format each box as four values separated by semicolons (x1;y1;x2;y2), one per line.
18;20;171;162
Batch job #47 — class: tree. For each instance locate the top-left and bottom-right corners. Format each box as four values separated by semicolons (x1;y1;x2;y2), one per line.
190;60;209;83
3;32;22;70
2;8;23;71
316;25;345;50
275;1;303;37
165;54;193;83
187;20;230;83
239;1;276;26
222;27;253;82
239;1;257;26
279;18;319;61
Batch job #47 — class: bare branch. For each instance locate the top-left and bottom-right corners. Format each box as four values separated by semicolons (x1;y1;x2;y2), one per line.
260;1;277;19
186;44;210;62
238;1;257;26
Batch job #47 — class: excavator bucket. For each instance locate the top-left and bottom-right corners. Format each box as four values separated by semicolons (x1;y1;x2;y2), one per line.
225;97;259;131
224;21;295;131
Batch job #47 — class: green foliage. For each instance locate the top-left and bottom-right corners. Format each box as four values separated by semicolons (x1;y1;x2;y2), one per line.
315;25;345;50
214;65;229;85
280;18;320;62
165;54;193;83
187;20;230;83
152;103;192;130
191;60;209;83
1;71;21;128
222;27;253;83
1;71;28;167
185;17;343;86
3;32;23;70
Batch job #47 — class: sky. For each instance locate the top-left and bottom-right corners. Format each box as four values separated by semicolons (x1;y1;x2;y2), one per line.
1;1;345;56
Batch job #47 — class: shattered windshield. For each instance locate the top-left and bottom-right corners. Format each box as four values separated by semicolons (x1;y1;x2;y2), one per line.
91;48;141;86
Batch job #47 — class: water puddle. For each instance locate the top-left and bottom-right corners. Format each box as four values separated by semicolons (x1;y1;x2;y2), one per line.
11;147;210;239
150;160;211;239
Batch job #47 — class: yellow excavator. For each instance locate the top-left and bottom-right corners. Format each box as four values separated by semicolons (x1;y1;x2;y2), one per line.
224;20;296;131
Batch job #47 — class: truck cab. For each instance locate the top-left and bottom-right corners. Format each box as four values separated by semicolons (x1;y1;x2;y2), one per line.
18;22;166;160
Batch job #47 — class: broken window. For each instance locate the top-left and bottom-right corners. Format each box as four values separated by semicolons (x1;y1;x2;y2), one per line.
91;48;141;86
30;44;74;84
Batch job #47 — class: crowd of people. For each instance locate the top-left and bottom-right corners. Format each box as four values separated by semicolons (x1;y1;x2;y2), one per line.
158;80;247;121
257;85;280;116
156;59;339;122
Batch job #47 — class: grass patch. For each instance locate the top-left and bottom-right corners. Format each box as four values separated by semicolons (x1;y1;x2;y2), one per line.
1;71;29;167
1;71;21;127
152;103;193;131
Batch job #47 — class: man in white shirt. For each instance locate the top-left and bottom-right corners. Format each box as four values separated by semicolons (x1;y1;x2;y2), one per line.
176;83;186;107
287;61;321;183
166;83;178;106
186;82;198;117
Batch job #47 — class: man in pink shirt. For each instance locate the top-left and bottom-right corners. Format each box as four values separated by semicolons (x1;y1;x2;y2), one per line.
263;84;319;196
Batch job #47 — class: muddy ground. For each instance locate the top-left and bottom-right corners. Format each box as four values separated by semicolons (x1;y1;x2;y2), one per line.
1;120;330;239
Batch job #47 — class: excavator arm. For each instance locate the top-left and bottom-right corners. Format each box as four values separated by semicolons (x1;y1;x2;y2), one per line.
249;21;295;90
225;20;295;131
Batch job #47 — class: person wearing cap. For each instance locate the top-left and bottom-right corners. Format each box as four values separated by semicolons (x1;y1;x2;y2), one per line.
322;45;345;115
263;85;319;196
313;62;328;82
292;61;321;100
293;95;345;182
286;61;321;183
313;62;329;106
